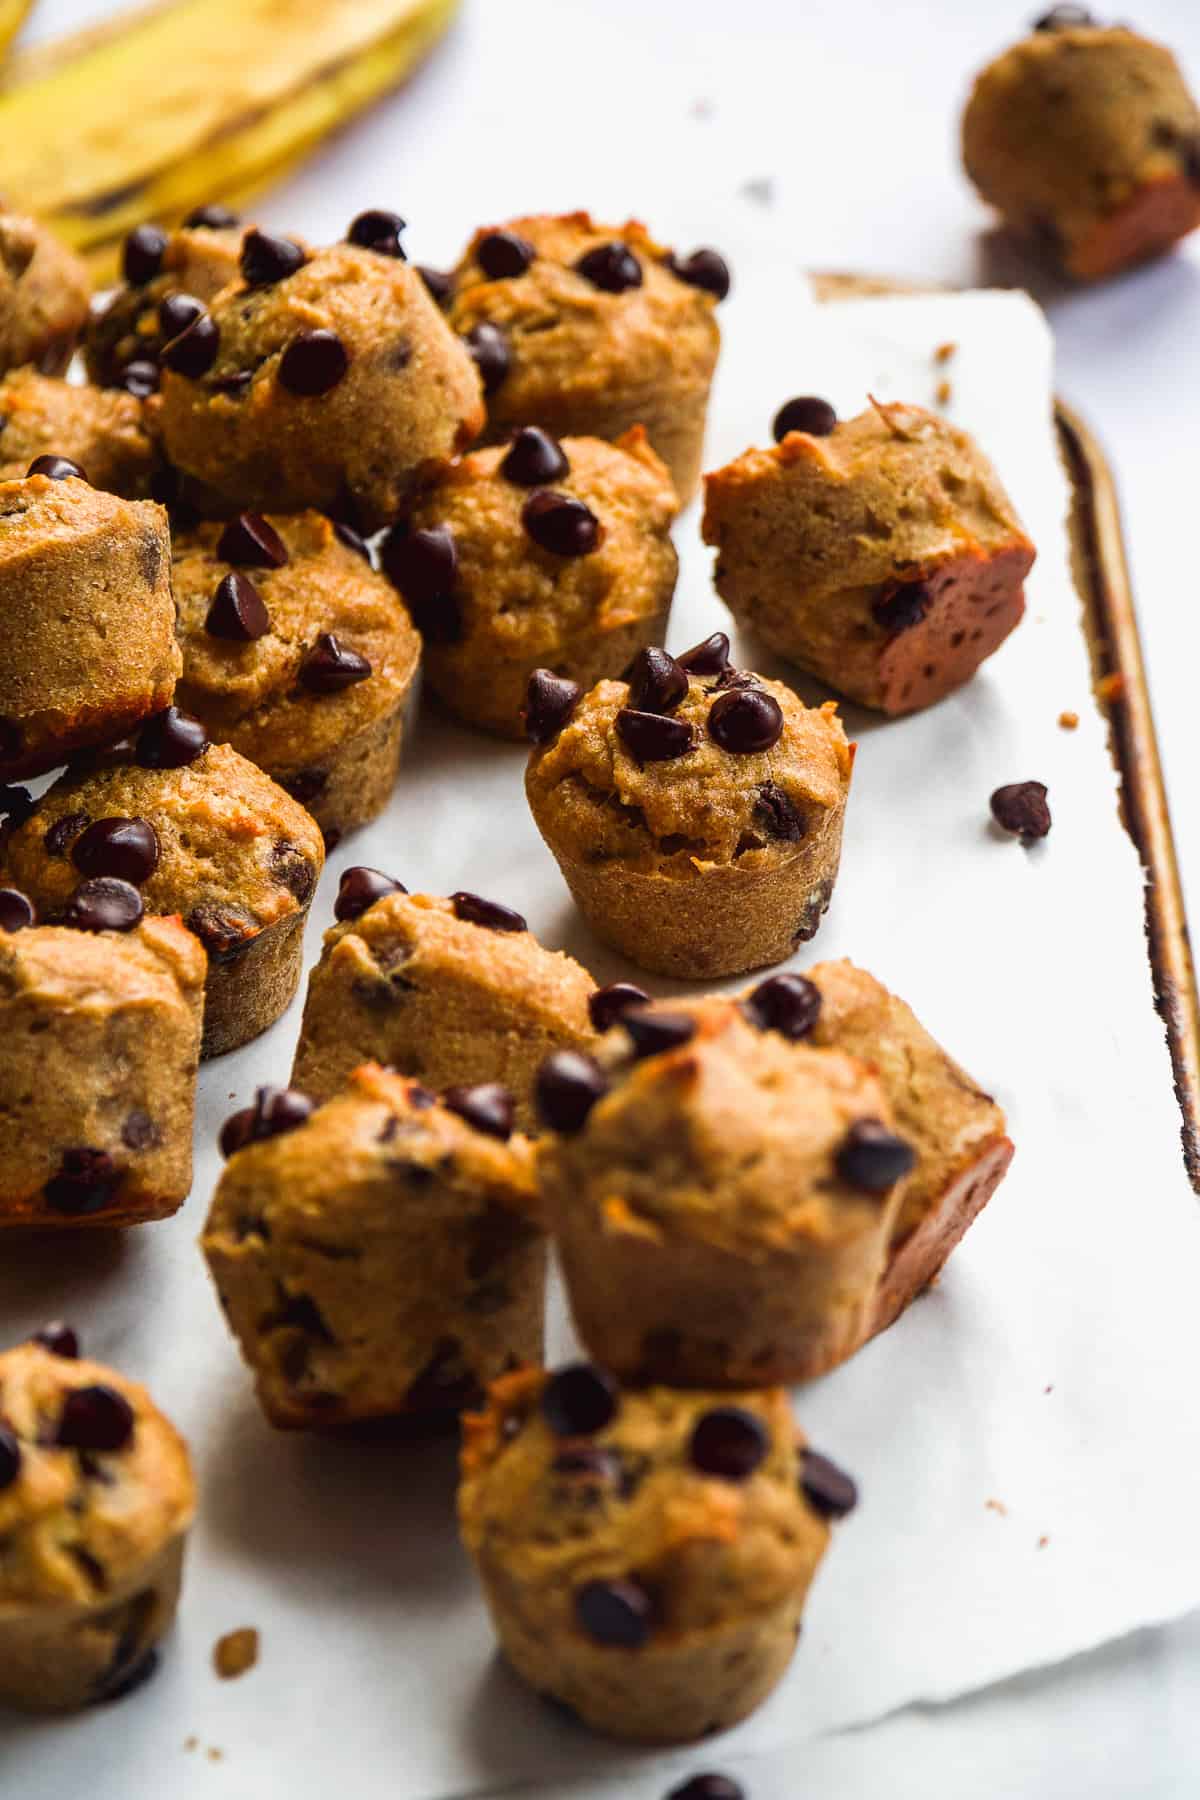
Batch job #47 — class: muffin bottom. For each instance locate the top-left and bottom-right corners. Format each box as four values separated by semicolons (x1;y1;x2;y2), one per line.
202;908;308;1059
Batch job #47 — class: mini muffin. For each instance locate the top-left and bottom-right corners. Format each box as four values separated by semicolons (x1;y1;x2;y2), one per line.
84;213;244;390
535;996;915;1385
0;470;178;780
171;510;421;843
154;232;485;529
446;212;727;506
0;909;204;1227
0;368;157;495
202;1064;545;1430
383;428;677;737
702;401;1036;717
3;733;324;1057
962;16;1200;280
291;881;598;1131
525;640;852;979
0;1338;195;1711
0;212;92;377
460;1366;853;1742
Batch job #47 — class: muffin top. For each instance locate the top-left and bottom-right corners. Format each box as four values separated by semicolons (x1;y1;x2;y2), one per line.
0;909;206;1004
0;211;91;375
0;468;166;567
0;368;156;495
84;218;244;388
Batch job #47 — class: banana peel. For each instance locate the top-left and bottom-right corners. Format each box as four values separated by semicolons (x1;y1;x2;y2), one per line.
0;0;460;266
0;1;32;63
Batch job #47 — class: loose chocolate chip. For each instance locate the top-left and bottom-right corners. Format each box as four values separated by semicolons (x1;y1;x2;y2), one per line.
217;511;288;568
335;866;407;921
667;1776;744;1800
240;228;306;286
589;981;650;1033
184;203;240;229
623;1008;697;1059
627;647;688;715
57;1385;135;1453
220;1085;314;1158
524;668;582;744
443;1082;516;1140
118;359;160;398
773;395;837;441
677;632;730;676
0;887;34;931
45;812;91;856
206;570;271;641
501;426;569;486
1033;3;1094;27
464;321;510;393
381;523;461;640
476;229;535;279
753;781;805;842
990;780;1052;841
800;1448;859;1518
709;686;783;753
575;242;643;293
667;247;731;300
347;208;407;257
689;1406;769;1481
135;706;209;768
158;291;204;340
743;972;822;1040
542;1363;619;1436
575;1578;654;1648
122;224;168;286
333;520;371;561
44;1147;119;1215
72;817;159;886
62;878;144;933
121;1111;159;1151
522;489;600;556
0;1425;20;1490
535;1050;610;1133
451;891;527;933
873;581;932;633
32;1322;79;1358
161;310;219;377
279;329;349;397
417;265;454;307
27;453;87;482
836;1119;916;1192
616;707;694;764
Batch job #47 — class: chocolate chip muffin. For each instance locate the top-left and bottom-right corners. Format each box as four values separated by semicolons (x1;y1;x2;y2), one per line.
0;1338;195;1711
702;401;1035;716
202;1063;545;1430
0;471;178;780
0;910;204;1227
524;640;852;979
154;234;485;530
291;882;598;1131
383;427;677;738
0;212;92;378
0;368;157;495
536;997;914;1385
446;212;726;506
84;214;244;390
171;510;421;843
3;735;324;1057
962;17;1200;280
460;1367;851;1742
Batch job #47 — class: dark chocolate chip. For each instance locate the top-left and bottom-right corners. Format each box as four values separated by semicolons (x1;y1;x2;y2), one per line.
501;426;569;486
708;686;783;753
535;1050;610;1133
464;321;510;393
61;878;144;933
186;903;254;958
183;204;240;229
279;329;349;397
72;817;159;886
0;785;34;827
451;891;526;933
118;359;160;398
574;1578;654;1648
443;1081;516;1140
333;520;371;561
475;229;535;279
206;570;270;640
46;812;91;856
217;511;288;568
0;887;34;931
689;1406;769;1481
667;247;731;299
627;646;688;715
121;1111;159;1151
44;1147;120;1215
0;1425;20;1490
542;1363;619;1436
873;581;932;633
0;718;23;758
524;668;582;744
347;208;407;258
754;780;805;842
335;866;407;921
616;707;694;763
743;972;822;1040
773;395;837;441
301;633;372;692
677;632;730;676
417;265;454;307
161;310;219;377
836;1119;916;1192
575;241;643;293
27;453;87;482
94;1647;160;1705
57;1385;135;1452
588;981;649;1033
800;1448;859;1518
990;780;1051;840
220;1086;314;1158
270;839;316;902
282;767;328;805
135;707;209;768
31;1322;79;1358
240;228;306;286
667;1776;744;1800
522;488;600;556
1033;4;1094;27
381;523;461;640
623;1008;696;1059
122;224;168;286
158;292;204;341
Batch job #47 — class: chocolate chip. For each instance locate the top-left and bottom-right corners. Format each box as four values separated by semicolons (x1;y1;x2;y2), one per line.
217;511;288;568
45;812;90;857
94;1647;160;1705
220;1085;314;1158
667;247;731;299
623;1008;696;1059
627;647;688;715
279;329;349;397
417;265;454;307
677;632;730;676
206;570;270;641
270;840;315;902
122;224;168;286
588;981;649;1032
523;669;582;745
186;903;255;958
44;1147;119;1214
575;242;643;293
748;786;804;849
0;718;22;759
1033;3;1094;27
381;523;461;641
773;395;837;441
667;1776;744;1800
574;1578;654;1648
464;321;510;392
990;780;1051;841
873;581;932;633
743;972;822;1040
542;1363;619;1436
836;1119;916;1192
121;1111;159;1151
184;203;240;229
709;686;783;754
240;228;306;286
118;359;160;398
62;878;144;933
27;453;87;482
476;229;535;278
0;785;33;828
0;888;34;931
451;891;526;932
333;520;371;561
335;866;407;921
501;426;569;486
616;707;694;763
301;633;371;691
158;292;204;340
800;1448;858;1518
57;1385;135;1452
72;817;159;886
135;707;209;769
0;1426;20;1490
161;310;219;377
535;1050;610;1133
522;489;600;556
31;1322;79;1358
689;1406;769;1480
443;1082;516;1140
347;208;407;257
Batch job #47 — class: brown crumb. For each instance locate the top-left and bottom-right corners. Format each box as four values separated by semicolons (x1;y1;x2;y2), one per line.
934;341;957;363
1038;1534;1050;1549
184;1736;198;1753
213;1627;259;1681
985;1497;1008;1516
1058;710;1079;730
1044;1384;1054;1394
207;1748;224;1764
1097;672;1125;704
935;379;953;406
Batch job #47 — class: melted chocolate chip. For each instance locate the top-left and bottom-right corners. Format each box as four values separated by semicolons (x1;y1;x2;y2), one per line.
57;1385;135;1452
476;229;535;279
623;1008;696;1059
522;489;600;556
677;632;730;676
773;395;837;441
122;224;167;286
240;228;306;286
62;878;143;933
535;1051;610;1133
184;203;240;229
158;292;204;341
206;570;270;640
417;265;454;307
708;686;783;753
800;1448;859;1518
217;511;289;568
575;1578;654;1648
836;1119;916;1192
689;1406;769;1480
72;817;159;885
990;781;1052;841
27;453;87;482
443;1082;516;1140
873;580;932;633
186;903;258;959
161;310;219;377
542;1363;618;1436
616;707;694;763
0;719;23;759
279;329;349;397
501;426;569;486
270;840;316;902
0;887;34;931
220;1086;314;1158
588;982;649;1033
667;1776;744;1800
464;321;510;393
753;781;804;842
667;247;731;299
575;241;643;293
451;891;526;933
31;1322;79;1358
0;1425;20;1490
347;208;406;257
627;646;688;714
118;359;160;399
135;707;209;769
523;668;582;744
301;633;371;691
121;1111;160;1151
44;1147;119;1215
45;811;91;856
743;972;821;1040
335;866;407;921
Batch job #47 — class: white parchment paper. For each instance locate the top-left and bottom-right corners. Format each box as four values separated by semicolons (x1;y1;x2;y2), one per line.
3;263;1200;1800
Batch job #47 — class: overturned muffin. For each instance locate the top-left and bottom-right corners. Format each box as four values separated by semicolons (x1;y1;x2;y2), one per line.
460;1366;852;1741
84;212;244;390
172;509;421;843
0;1338;195;1711
384;427;677;738
0;211;91;377
0;369;157;495
202;1064;545;1430
447;212;726;506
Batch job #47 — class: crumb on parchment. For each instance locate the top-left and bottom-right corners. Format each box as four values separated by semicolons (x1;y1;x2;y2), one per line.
934;341;957;363
1058;711;1079;730
214;1627;260;1680
985;1497;1008;1516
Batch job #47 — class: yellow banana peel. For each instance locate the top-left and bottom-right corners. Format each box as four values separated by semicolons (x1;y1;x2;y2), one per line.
0;0;32;63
